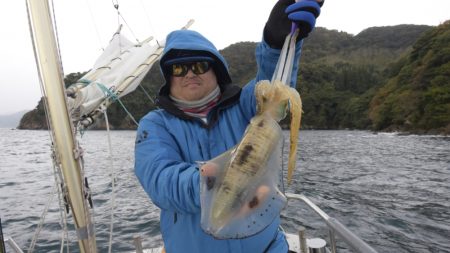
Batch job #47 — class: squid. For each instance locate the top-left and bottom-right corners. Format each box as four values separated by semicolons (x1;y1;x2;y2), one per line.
200;79;302;239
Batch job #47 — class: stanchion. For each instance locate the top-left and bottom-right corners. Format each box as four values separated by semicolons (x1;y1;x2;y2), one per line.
0;218;6;253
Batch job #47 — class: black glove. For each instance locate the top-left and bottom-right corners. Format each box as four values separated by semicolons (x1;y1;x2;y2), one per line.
264;0;323;49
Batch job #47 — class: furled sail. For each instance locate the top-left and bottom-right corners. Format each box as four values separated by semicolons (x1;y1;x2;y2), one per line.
66;26;164;126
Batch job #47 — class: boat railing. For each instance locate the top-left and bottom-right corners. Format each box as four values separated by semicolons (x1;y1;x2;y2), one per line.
3;194;377;253
3;237;24;253
286;193;378;253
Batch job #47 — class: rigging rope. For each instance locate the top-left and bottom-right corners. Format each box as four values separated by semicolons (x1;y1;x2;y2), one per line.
139;0;155;35
84;0;104;51
27;183;57;253
102;108;117;253
52;154;71;253
111;0;119;8
56;183;70;252
76;142;97;253
50;0;65;75
139;84;155;104
96;82;139;126
111;0;140;44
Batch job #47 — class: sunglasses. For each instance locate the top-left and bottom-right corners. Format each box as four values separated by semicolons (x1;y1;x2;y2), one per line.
170;61;211;77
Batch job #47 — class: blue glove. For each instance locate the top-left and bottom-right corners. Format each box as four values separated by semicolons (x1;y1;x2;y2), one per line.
264;0;323;49
286;0;321;39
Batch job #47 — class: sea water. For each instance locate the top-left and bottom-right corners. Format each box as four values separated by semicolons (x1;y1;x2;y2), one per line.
0;128;449;252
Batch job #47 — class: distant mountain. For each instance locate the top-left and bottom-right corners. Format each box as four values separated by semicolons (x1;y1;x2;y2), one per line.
0;110;28;128
19;23;449;134
300;25;432;65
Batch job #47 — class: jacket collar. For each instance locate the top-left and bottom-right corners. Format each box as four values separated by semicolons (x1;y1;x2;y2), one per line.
156;84;242;128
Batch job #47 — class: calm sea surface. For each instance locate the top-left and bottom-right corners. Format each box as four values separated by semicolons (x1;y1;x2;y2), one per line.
0;128;449;252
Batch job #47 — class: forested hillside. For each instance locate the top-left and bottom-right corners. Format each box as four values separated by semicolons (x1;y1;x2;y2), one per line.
19;23;450;134
369;22;450;133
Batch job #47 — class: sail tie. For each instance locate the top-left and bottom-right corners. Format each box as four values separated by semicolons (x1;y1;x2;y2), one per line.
96;82;139;126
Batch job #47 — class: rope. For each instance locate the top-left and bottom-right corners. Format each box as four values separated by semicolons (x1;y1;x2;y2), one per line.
53;161;70;253
57;189;69;253
28;145;72;253
27;183;57;253
118;13;140;44
77;79;92;86
139;0;156;36
79;145;97;252
111;0;124;55
96;82;139;126
102;108;117;253
111;0;119;9
139;84;155;104
52;143;74;252
84;0;104;51
111;0;140;44
50;0;65;75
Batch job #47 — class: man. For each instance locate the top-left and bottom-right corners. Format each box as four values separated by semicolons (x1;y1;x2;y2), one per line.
135;0;322;252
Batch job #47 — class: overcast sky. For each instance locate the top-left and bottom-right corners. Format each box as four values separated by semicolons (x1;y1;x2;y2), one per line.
0;0;449;115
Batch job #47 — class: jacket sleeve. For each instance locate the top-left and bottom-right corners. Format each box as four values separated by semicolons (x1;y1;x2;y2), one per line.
134;112;200;214
239;39;304;119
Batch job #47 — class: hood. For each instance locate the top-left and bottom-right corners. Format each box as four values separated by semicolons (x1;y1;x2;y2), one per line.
158;30;232;96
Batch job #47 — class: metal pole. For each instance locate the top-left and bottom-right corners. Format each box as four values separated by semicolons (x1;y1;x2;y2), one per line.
4;237;24;253
329;229;337;253
298;226;308;253
26;0;97;251
133;236;144;253
286;193;378;253
0;219;5;253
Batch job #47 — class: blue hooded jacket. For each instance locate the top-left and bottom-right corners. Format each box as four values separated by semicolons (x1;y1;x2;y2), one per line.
135;29;302;253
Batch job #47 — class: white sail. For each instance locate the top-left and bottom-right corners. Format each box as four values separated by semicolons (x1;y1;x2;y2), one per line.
66;28;165;124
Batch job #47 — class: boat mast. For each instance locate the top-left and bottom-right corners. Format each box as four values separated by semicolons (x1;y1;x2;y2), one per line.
25;0;97;252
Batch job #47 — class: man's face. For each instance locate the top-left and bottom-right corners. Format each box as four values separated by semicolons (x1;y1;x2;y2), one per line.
169;62;218;101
